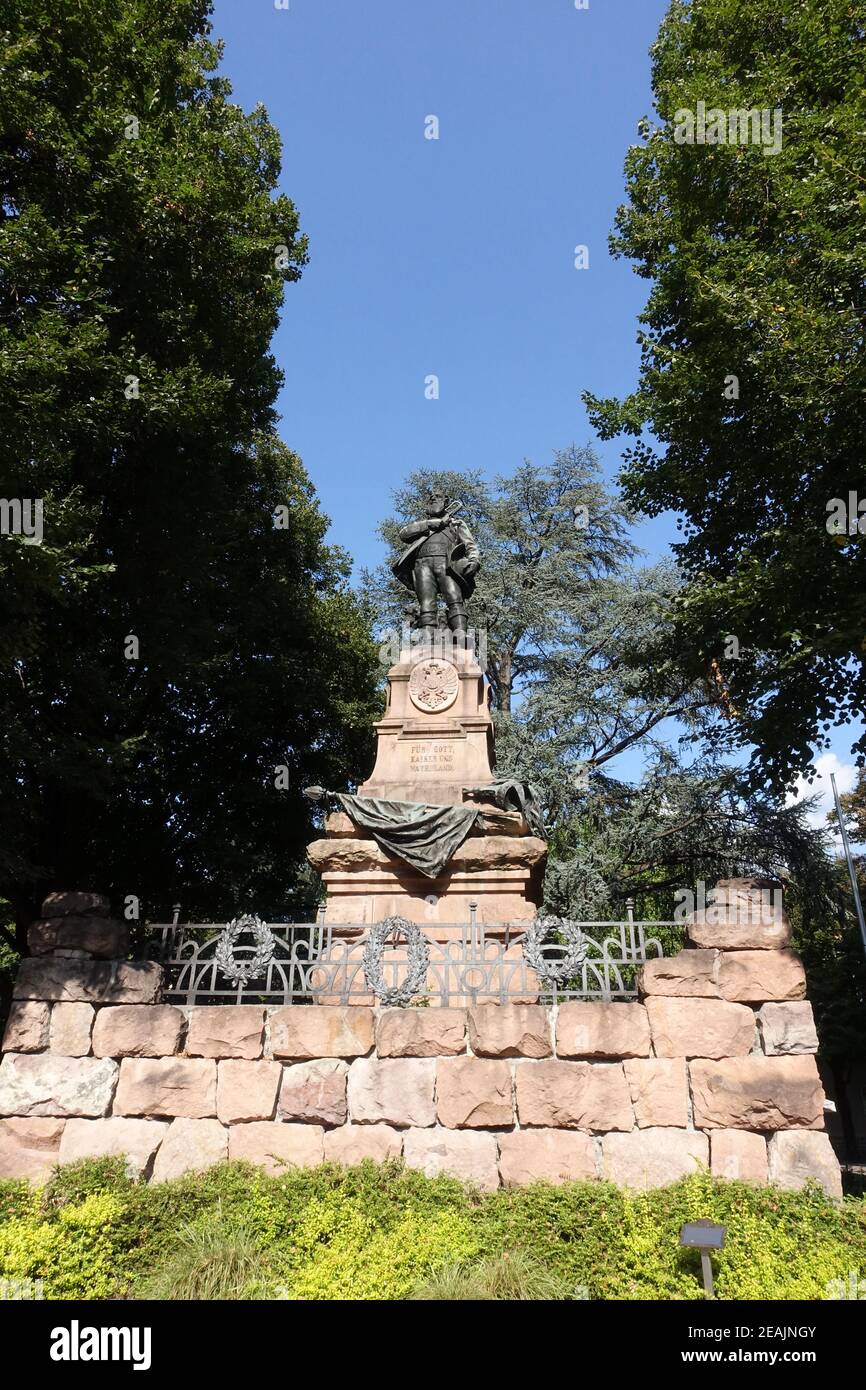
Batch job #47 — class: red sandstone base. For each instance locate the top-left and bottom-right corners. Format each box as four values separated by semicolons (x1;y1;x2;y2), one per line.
0;878;842;1196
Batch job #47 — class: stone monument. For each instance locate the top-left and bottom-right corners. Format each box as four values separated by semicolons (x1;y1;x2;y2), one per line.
306;494;547;933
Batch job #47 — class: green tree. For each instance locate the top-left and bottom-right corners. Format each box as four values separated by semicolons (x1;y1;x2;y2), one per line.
836;768;866;847
363;452;717;818
363;448;634;714
0;1;378;946
364;455;832;918
791;857;866;1158
545;763;836;922
793;864;866;1070
583;0;866;794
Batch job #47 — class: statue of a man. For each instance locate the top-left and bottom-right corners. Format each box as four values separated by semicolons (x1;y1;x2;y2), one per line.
392;492;481;632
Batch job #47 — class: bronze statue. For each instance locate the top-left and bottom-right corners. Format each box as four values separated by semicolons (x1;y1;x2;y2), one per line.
392;493;480;631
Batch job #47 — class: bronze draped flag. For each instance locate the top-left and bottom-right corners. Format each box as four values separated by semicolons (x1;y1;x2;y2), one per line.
337;794;480;879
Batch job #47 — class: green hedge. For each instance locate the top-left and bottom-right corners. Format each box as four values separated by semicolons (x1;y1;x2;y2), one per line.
1;1159;864;1300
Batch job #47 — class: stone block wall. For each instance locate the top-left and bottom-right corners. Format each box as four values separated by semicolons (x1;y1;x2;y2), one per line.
0;879;843;1196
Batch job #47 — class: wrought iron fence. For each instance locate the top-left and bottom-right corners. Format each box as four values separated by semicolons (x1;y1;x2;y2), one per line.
141;905;679;1007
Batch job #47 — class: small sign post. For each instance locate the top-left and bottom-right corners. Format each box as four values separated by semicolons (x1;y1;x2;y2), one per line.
679;1220;726;1299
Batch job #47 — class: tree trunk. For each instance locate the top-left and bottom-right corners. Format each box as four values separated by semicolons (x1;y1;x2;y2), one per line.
495;649;512;714
831;1062;860;1164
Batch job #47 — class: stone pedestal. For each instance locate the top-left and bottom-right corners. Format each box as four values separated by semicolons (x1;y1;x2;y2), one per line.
307;819;546;928
307;643;546;927
359;644;495;805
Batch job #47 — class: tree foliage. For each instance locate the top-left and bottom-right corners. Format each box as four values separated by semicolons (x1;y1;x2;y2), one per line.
0;1;379;941
793;862;866;1073
545;764;837;923
836;768;866;847
362;448;634;711
362;451;715;815
364;455;832;919
584;0;866;793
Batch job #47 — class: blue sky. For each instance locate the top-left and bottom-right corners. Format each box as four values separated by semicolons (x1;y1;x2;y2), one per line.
211;0;862;836
212;0;670;564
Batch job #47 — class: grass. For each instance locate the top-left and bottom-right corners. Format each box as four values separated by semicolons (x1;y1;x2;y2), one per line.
139;1212;271;1301
410;1249;575;1300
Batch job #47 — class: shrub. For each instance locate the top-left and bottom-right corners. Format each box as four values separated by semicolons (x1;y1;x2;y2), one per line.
1;1158;864;1301
470;1170;866;1301
281;1198;478;1300
0;1190;127;1299
40;1155;132;1212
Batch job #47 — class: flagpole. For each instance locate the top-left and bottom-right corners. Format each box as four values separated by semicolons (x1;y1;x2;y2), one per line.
830;772;866;959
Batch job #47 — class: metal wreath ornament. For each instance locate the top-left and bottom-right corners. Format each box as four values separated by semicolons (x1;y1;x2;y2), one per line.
522;914;589;986
214;914;276;985
362;915;430;1007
